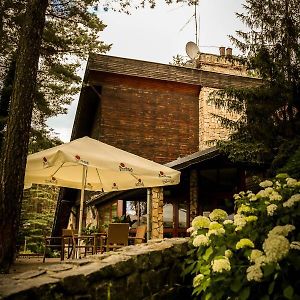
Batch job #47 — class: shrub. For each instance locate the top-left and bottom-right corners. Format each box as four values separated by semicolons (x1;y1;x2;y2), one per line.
183;174;300;300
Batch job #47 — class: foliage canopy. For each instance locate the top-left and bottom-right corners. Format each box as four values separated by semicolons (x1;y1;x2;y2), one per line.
208;0;300;176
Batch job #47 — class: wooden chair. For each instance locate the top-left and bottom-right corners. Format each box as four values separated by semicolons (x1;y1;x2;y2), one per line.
43;228;77;262
100;223;129;252
71;231;95;259
129;225;147;245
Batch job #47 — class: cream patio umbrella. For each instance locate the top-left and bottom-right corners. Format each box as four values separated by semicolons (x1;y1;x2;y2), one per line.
24;136;180;240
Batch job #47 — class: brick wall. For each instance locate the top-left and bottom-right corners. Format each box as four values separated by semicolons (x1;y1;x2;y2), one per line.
90;74;200;164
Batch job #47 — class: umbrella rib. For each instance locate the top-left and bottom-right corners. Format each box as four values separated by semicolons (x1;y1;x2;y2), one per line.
96;168;104;191
130;173;139;180
51;162;66;177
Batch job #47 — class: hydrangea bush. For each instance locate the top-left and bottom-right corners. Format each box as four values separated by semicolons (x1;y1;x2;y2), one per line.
183;174;300;300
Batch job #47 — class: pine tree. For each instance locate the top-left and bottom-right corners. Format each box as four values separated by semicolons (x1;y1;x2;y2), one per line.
0;0;110;147
19;185;58;255
0;0;48;273
208;0;300;176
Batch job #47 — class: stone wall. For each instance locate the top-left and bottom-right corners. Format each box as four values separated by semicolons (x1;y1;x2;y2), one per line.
151;187;164;239
0;238;191;300
199;87;240;150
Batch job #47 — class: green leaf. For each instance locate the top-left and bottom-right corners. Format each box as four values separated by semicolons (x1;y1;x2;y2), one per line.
240;287;250;300
199;264;211;275
283;286;294;299
204;292;212;300
187;248;196;255
202;278;211;291
203;246;213;261
268;281;275;295
263;264;275;277
230;277;242;293
182;261;196;276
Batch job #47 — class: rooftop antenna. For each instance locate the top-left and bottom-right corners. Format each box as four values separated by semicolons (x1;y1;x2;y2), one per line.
186;41;200;60
194;1;201;47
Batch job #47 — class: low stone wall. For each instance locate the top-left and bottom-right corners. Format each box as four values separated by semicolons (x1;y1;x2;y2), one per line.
0;238;191;300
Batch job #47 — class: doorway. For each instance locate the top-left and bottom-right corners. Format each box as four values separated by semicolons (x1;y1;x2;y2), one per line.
163;192;189;238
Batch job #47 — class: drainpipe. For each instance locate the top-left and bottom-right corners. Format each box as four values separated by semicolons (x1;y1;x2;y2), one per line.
146;188;152;241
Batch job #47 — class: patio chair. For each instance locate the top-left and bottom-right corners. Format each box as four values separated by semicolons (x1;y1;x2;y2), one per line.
100;223;130;252
71;231;95;259
43;227;77;262
129;225;147;245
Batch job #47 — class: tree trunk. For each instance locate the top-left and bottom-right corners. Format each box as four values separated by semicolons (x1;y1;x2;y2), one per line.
0;0;48;273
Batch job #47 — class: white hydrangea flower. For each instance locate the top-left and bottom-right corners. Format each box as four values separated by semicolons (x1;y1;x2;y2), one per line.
211;257;231;273
209;221;223;230
207;228;225;237
237;204;253;214
225;250;233;258
265;187;274;194
236;238;255;250
246;265;263;282
259;180;273;188
187;226;195;233
192;216;211;229
249;193;258;201
193;274;204;287
269;191;282;201
223;219;233;225
275;181;282;188
245;215;258;222
254;255;269;266
283;194;300;208
209;209;228;222
263;235;290;262
267;204;277;216
286;178;298;187
191;230;198;237
233;194;241;200
233;214;247;228
268;225;295;237
256;189;268;198
249;249;264;262
193;234;210;247
290;241;300;250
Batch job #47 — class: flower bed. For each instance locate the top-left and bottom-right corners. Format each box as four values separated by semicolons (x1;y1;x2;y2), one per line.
183;174;300;300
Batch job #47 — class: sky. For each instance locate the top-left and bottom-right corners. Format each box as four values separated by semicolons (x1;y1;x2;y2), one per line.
47;0;245;142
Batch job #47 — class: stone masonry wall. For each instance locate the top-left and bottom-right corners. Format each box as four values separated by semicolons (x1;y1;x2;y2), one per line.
195;53;247;150
0;238;190;300
199;87;240;150
151;187;164;239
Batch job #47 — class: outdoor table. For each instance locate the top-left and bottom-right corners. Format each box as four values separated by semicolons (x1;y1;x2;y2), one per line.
61;234;96;260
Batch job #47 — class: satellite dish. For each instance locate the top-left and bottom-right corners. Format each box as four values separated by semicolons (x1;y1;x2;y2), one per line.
186;41;200;59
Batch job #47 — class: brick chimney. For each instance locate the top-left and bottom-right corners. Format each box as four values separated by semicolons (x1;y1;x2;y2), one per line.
219;47;225;57
226;47;232;57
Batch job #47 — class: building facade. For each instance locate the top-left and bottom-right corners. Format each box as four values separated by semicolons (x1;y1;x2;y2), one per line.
52;53;261;239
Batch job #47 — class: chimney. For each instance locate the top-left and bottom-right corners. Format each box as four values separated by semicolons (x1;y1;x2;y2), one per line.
219;47;225;57
226;47;232;57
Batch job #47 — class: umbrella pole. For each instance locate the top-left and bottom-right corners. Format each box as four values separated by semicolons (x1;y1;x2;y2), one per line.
146;188;152;241
77;164;87;258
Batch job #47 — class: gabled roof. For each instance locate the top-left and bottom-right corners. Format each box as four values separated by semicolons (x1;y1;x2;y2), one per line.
86;54;261;89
